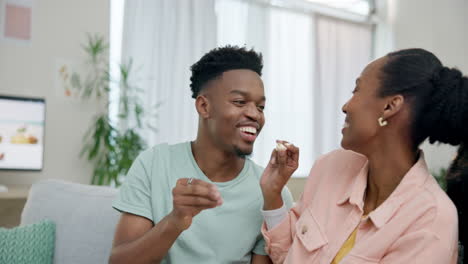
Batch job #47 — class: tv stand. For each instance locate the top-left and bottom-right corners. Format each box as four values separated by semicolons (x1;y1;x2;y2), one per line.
0;184;8;193
0;184;30;198
0;184;31;227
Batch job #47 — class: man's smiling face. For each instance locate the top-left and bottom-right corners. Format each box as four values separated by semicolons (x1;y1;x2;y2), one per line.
203;69;265;156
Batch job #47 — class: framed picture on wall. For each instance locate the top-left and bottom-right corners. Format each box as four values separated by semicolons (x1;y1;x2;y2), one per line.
0;0;33;43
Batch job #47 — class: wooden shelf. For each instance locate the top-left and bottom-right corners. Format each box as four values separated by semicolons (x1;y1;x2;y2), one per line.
0;184;30;199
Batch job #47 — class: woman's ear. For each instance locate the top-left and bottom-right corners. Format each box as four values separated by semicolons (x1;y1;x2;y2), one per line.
195;95;210;119
382;94;405;119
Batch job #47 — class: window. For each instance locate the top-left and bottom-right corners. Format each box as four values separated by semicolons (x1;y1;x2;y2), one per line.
116;0;374;177
305;0;371;16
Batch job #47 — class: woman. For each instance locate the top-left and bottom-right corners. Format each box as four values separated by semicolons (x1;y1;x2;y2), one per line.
260;49;466;263
446;143;467;262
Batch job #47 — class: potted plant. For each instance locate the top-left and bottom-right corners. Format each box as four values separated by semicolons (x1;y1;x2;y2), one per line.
61;34;157;186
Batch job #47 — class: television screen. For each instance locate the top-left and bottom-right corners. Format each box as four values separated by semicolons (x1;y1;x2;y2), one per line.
0;95;45;170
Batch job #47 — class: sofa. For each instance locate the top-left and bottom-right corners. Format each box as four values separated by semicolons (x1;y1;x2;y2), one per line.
20;179;121;264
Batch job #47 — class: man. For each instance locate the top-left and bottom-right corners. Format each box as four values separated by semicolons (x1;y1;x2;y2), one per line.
109;46;293;264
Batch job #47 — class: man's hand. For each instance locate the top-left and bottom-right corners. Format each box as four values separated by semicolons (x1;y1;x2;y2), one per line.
260;140;299;210
169;178;223;231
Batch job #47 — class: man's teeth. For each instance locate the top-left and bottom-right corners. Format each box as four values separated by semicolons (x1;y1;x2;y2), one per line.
343;122;349;128
240;127;257;135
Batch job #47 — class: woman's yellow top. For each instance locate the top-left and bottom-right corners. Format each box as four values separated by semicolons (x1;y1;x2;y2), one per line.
331;226;359;263
331;215;367;264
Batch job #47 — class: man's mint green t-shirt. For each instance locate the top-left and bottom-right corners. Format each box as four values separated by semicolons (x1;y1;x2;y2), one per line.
112;142;294;264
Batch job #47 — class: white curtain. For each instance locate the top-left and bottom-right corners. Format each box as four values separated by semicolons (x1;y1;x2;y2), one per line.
215;1;315;176
314;15;372;158
121;0;217;146
259;8;315;177
120;0;373;177
373;0;395;58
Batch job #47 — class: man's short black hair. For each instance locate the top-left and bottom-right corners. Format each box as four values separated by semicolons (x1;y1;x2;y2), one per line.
190;45;263;99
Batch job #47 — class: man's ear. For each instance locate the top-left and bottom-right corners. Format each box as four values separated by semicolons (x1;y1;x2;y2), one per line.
382;94;405;120
195;95;210;119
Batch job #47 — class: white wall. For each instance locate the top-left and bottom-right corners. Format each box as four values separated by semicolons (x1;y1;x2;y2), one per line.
385;0;468;173
0;0;110;185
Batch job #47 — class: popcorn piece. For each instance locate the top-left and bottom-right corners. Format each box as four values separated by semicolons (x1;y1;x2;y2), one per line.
276;142;287;151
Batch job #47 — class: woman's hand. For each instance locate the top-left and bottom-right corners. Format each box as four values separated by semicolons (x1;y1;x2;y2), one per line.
260;140;299;210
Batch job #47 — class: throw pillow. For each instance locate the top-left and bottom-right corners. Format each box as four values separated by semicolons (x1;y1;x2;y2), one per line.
0;219;55;264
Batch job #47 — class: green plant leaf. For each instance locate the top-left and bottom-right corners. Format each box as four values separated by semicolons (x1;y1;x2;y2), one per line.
72;33;157;186
432;167;448;191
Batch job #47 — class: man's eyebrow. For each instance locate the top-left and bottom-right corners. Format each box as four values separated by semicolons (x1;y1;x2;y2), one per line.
230;90;266;101
229;90;247;96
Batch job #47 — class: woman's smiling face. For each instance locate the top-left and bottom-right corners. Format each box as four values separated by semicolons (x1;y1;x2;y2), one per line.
341;57;390;153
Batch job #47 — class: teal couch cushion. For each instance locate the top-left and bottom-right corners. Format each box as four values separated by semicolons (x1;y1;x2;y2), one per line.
0;220;55;264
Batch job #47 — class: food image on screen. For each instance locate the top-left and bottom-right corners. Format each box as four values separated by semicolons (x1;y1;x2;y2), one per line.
0;96;45;170
11;126;38;144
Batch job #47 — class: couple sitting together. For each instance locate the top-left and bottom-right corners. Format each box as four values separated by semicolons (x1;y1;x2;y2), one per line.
108;46;467;264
